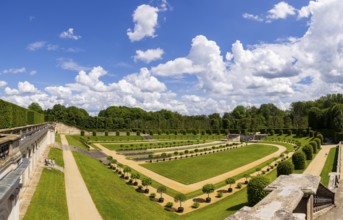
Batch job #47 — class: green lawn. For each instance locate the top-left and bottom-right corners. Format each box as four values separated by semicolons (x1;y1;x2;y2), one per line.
185;157;277;199
71;143;281;220
81;135;144;142
182;169;278;220
142;144;278;184
102;139;201;150
24;169;68;220
263;134;311;148
48;148;64;167
55;133;61;144
259;141;295;152
72;151;177;220
65;135;89;150
152;134;225;140
320;147;338;187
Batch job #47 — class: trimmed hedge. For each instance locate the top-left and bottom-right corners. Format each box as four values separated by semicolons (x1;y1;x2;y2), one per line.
302;145;313;160
247;176;270;206
292;151;306;169
277;161;294;177
0;99;44;129
309;141;317;154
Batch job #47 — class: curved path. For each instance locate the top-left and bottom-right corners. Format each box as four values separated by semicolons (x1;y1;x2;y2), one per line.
95;143;286;193
61;135;102;220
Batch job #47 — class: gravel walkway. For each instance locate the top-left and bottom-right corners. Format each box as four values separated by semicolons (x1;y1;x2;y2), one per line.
304;145;336;176
95;143;286;194
61;135;102;220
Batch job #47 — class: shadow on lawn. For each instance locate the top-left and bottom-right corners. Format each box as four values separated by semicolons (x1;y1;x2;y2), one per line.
226;203;248;212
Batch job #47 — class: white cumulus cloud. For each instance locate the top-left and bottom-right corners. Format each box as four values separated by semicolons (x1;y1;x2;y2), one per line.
59;28;81;40
18;81;39;94
267;1;296;21
134;48;164;63
127;4;159;42
0;81;7;87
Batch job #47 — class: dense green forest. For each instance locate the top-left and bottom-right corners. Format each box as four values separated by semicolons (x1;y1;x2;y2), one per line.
41;94;343;136
1;94;342;140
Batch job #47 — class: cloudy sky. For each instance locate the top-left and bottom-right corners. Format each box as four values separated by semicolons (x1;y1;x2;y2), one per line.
0;0;342;115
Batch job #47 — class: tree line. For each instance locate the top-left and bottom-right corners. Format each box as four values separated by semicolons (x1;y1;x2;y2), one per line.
38;94;343;136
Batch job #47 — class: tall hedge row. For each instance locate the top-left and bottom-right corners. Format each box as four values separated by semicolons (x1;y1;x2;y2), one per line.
0;99;44;129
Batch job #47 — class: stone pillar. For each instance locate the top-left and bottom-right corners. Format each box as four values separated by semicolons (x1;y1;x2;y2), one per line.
7;189;20;220
306;195;313;220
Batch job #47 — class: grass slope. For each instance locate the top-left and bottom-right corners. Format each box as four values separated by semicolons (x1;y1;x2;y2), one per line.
65;135;88;150
24;169;68;220
55;133;61;144
48;148;64;167
320;147;338;187
72;152;177;220
142;144;278;184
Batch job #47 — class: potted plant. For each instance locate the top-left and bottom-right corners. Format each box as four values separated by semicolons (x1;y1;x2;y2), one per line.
157;185;167;203
142;178;152;194
174;193;186;213
202;184;215;203
226;178;235;192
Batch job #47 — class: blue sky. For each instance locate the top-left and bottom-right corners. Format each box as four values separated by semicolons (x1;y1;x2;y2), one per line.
1;0;342;115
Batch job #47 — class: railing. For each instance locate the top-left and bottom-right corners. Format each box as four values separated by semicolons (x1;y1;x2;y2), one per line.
337;141;341;177
313;196;334;213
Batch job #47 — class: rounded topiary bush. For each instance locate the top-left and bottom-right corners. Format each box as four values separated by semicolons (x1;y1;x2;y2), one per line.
277;161;294;176
247;176;270;206
314;138;321;149
302;145;313;160
292;151;306;169
316;133;324;144
309;141;317;154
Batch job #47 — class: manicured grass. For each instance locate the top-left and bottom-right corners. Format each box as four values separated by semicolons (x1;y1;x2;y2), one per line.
264;134;311;148
102;139;202;150
152;134;225;140
81;135;144;142
185;157;277;199
142;144;278;184
24;169;68;220
127;166;181;198
320;147;338;187
48;148;64;167
72;152;177;220
65;135;89;150
182;169;278;220
55;133;61;144
259;141;295;152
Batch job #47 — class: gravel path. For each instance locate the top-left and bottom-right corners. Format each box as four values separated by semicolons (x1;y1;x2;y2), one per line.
304;145;336;176
95;143;286;194
317;143;342;220
99;143;291;214
61;135;102;220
